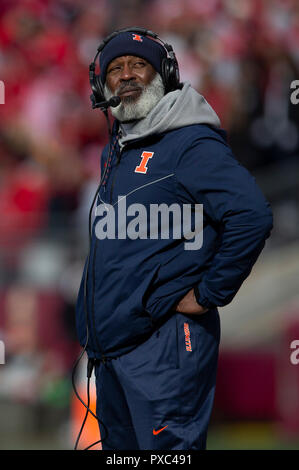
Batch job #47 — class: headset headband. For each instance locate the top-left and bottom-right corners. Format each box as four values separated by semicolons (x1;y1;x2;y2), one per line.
92;27;176;66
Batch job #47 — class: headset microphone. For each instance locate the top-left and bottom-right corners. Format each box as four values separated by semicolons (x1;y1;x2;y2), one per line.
107;96;121;107
90;94;121;110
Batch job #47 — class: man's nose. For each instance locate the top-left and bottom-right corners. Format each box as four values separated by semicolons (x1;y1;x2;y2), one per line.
119;64;135;81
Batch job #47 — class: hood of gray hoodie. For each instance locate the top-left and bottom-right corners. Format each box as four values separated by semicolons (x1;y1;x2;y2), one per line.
118;81;221;149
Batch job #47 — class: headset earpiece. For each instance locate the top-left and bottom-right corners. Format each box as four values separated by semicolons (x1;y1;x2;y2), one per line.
158;40;179;93
161;56;180;93
95;74;104;101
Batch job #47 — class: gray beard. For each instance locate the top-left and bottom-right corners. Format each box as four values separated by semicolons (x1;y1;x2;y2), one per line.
103;73;165;122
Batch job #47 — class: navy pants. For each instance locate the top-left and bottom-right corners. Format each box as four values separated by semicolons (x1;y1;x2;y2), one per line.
94;308;220;450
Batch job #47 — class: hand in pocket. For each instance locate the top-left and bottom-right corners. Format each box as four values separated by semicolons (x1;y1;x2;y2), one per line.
175;288;208;315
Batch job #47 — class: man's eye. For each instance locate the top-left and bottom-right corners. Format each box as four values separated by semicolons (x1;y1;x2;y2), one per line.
134;61;145;67
108;66;121;73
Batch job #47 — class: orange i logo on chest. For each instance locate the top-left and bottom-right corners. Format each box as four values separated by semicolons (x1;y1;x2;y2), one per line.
134;151;154;174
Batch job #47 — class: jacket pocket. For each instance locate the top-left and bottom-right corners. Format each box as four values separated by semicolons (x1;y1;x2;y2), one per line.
93;263;161;354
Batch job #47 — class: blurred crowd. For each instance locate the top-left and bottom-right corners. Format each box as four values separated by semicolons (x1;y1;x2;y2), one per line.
0;0;299;445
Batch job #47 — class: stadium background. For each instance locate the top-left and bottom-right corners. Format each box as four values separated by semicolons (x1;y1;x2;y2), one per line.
0;0;298;450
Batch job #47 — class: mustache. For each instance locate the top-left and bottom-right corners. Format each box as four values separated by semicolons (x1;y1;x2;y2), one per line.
116;80;144;95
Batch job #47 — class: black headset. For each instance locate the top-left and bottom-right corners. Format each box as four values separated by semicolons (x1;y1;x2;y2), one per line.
89;26;181;108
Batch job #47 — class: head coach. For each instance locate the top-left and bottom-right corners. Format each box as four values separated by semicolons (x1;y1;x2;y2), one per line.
75;27;273;450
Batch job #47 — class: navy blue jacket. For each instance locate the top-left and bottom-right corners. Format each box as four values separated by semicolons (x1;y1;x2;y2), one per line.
76;123;273;359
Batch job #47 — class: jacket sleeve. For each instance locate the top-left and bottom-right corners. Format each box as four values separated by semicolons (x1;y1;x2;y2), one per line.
174;133;273;309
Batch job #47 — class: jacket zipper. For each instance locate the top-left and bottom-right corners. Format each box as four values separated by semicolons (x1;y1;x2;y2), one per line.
89;143;124;357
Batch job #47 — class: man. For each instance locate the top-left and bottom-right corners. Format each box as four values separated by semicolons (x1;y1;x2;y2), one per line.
76;30;273;450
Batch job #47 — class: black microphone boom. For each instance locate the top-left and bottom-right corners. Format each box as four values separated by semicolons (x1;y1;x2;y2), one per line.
108;96;121;108
90;95;121;110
